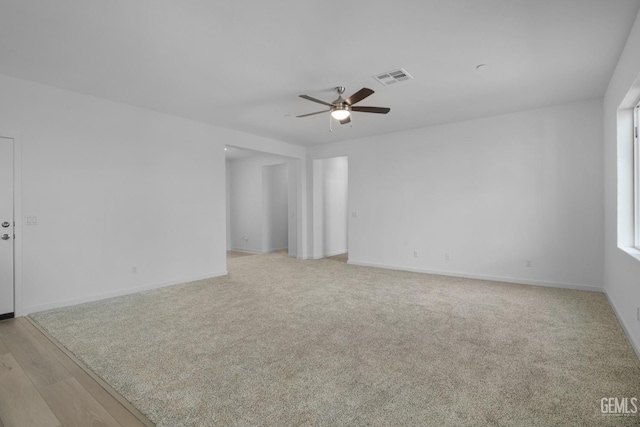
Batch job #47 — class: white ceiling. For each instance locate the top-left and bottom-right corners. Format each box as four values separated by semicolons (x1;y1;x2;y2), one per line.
1;0;638;146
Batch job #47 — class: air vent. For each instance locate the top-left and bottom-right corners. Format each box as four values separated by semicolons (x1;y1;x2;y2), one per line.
373;68;414;86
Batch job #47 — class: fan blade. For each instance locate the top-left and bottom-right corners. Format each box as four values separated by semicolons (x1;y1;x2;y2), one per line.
296;109;330;118
299;94;334;107
345;88;374;105
339;116;351;125
351;106;390;114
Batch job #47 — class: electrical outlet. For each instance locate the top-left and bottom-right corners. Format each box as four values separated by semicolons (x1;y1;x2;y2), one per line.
445;253;450;261
132;266;138;275
413;251;418;258
526;260;532;268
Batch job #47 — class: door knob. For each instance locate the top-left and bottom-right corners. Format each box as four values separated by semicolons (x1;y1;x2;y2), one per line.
1;222;9;228
1;234;9;240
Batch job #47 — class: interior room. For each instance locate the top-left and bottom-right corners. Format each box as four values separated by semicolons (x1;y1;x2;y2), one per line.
225;146;298;257
1;1;640;426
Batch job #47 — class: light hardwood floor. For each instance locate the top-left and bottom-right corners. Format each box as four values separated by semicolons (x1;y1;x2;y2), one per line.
0;317;151;427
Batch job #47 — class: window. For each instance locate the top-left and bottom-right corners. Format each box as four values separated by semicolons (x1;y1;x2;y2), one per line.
615;86;640;259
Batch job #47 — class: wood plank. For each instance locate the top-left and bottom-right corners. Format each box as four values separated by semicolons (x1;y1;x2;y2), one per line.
0;353;61;427
19;318;150;427
0;330;9;356
40;377;122;427
0;320;71;390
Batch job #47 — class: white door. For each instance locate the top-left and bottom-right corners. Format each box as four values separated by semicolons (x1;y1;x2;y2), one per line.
0;137;14;317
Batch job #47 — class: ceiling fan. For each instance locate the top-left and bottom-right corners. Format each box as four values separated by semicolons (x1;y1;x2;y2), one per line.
297;86;390;125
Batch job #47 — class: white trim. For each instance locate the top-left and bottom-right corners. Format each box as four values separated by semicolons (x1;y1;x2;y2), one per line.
228;247;288;255
346;260;603;293
619;245;640;262
635;104;640;249
14;135;22;317
22;270;227;315
310;250;347;260
605;291;640;361
0;131;22;316
263;246;288;253
229;248;263;254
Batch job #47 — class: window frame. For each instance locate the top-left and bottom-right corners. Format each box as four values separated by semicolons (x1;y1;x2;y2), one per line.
634;103;640;249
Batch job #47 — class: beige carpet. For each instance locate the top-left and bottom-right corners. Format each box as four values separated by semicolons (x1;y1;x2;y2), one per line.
30;253;640;426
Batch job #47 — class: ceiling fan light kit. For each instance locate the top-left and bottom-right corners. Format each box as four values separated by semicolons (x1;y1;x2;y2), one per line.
330;104;351;121
297;86;390;131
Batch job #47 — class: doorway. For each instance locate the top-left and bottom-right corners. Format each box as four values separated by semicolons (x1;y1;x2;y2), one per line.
312;156;349;259
225;146;299;258
0;136;15;318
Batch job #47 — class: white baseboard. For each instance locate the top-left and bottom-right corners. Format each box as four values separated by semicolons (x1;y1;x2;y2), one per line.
23;270;228;315
346;260;603;293
605;291;640;361
264;247;288;253
229;247;289;255
310;250;347;260
229;248;263;254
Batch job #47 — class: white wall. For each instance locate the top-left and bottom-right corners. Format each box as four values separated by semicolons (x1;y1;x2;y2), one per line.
262;163;288;252
228;153;296;254
604;8;640;357
308;99;604;291
287;161;298;258
312;156;348;258
0;66;618;324
0;74;300;314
